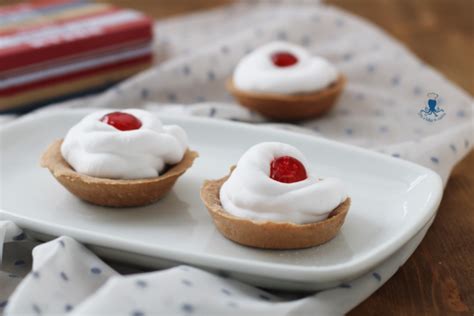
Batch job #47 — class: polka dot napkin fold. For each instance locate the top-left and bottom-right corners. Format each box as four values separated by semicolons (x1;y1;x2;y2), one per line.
0;2;472;316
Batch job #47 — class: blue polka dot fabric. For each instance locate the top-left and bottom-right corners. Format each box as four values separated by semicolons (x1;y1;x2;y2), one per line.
0;2;472;316
0;222;433;316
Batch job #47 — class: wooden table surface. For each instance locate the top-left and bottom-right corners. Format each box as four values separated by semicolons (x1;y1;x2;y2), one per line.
4;0;472;314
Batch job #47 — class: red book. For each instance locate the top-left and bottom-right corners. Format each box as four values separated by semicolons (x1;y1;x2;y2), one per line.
0;1;153;72
0;54;152;96
0;0;154;112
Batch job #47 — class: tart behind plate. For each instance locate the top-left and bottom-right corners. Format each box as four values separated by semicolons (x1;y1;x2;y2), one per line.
200;169;350;249
41;139;198;207
226;75;346;121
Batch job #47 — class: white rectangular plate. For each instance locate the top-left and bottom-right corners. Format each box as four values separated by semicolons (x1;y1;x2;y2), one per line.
0;109;442;290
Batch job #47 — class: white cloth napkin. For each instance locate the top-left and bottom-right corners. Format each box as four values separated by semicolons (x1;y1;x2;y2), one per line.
1;2;472;316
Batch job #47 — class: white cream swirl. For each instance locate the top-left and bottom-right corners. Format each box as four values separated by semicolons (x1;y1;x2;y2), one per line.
219;142;347;224
233;41;339;94
61;109;188;179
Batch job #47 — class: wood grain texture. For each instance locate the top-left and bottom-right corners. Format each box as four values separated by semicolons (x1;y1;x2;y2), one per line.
2;0;471;314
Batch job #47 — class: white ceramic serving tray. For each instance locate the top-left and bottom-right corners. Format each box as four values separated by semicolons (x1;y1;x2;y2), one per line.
0;109;442;291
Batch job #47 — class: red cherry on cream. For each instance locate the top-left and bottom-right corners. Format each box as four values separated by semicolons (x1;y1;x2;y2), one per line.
100;112;142;131
271;51;298;67
270;156;307;183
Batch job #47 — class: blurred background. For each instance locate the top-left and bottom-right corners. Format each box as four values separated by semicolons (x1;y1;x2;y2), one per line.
94;0;473;94
1;1;472;314
1;0;472;93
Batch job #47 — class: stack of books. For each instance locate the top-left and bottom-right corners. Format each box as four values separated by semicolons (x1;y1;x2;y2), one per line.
0;0;153;113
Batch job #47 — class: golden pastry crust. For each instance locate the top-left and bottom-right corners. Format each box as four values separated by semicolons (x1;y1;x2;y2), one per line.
41;139;198;207
226;74;346;121
200;169;350;249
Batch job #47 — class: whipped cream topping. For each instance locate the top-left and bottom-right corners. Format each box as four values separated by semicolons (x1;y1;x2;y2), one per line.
219;142;347;224
61;109;188;179
233;41;339;94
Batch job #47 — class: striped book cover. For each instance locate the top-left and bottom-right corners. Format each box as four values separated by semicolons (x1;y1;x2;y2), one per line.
0;0;154;113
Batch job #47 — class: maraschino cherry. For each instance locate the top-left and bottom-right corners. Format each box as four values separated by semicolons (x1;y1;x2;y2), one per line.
100;112;142;131
270;156;307;183
271;51;298;67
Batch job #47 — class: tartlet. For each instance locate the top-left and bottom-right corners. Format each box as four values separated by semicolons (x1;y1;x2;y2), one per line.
41;139;198;207
201;167;350;249
227;41;346;122
226;75;346;121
